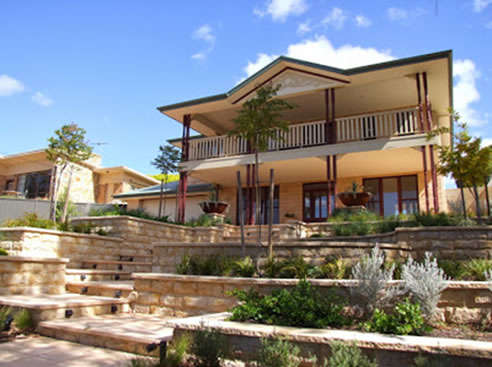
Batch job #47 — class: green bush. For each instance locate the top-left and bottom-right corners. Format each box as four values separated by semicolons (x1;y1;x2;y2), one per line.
229;280;350;329
327;342;378;367
437;259;465;280
260;257;288;278
0;307;13;332
184;214;224;227
0;248;8;256
413;213;459;227
164;333;191;367
230;256;256;278
257;338;301;367
321;257;351;279
462;259;492;281
13;309;33;331
190;327;229;367
89;205;170;223
3;212;56;230
414;354;451;367
362;299;430;336
176;254;235;277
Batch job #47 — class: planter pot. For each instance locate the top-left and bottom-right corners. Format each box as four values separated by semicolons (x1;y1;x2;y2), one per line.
337;192;371;207
199;201;229;214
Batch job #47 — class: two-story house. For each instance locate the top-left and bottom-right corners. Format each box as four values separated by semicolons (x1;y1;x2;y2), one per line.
159;50;453;224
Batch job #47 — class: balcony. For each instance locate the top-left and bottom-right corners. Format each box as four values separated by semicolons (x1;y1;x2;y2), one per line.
187;107;421;162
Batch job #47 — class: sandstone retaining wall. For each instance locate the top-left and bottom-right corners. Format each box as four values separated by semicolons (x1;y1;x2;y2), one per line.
0;227;124;268
0;256;68;295
133;274;492;324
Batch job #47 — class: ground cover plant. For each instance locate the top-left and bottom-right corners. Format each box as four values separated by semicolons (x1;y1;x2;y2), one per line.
0;307;33;342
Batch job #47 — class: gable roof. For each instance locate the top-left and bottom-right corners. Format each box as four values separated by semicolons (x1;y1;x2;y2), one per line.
113;181;214;199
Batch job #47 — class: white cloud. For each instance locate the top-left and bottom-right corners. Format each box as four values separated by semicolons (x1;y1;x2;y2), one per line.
191;24;216;60
254;0;308;22
387;7;408;21
297;20;311;36
473;0;492;12
0;74;24;96
242;36;395;78
355;15;372;28
31;91;53;106
453;59;486;127
322;7;347;30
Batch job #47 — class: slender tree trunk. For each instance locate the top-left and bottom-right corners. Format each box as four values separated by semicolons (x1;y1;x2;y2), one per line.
254;149;261;248
61;166;74;223
268;168;274;260
460;186;467;219
473;183;482;224
48;165;57;222
237;170;245;257
158;179;164;217
53;163;67;223
484;177;490;218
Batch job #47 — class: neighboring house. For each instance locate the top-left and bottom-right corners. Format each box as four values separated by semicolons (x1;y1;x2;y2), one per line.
158;50;453;224
0;149;158;204
113;178;214;221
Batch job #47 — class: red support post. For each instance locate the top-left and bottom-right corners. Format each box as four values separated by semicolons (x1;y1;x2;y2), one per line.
423;72;433;132
245;164;250;225
332;155;337;210
421;146;430;213
326;156;332;216
324;89;330;144
331;88;336;144
429;145;440;212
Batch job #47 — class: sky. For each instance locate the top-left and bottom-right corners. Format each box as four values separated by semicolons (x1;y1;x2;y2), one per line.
0;0;491;179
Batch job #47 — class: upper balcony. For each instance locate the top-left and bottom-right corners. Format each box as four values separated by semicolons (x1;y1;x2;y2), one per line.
186;107;422;162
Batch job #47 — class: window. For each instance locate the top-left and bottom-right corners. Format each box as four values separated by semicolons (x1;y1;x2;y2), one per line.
303;182;335;222
238;186;279;225
16;170;51;198
363;175;418;216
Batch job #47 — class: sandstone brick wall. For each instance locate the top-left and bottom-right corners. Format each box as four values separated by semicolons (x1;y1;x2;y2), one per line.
0;227;124;268
0;256;68;295
133;274;492;324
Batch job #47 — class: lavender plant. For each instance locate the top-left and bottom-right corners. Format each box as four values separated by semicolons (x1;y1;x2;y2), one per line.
350;245;400;316
401;252;448;321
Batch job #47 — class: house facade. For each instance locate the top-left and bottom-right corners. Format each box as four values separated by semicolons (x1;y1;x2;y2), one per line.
0;150;158;204
159;51;453;224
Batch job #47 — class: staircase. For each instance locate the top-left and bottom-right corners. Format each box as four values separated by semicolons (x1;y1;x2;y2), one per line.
0;250;173;359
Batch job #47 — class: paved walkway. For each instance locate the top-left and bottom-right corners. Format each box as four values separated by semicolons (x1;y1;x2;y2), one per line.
0;335;146;366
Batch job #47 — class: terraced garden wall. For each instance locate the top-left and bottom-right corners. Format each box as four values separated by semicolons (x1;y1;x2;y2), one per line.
133;273;492;324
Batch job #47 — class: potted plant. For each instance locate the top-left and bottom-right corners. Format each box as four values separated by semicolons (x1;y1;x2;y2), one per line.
199;190;228;214
337;182;371;207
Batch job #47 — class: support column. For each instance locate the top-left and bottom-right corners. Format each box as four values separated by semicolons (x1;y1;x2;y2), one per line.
415;73;425;132
251;163;256;225
326;155;332;216
330;88;336;144
423;72;440;212
324;88;336;144
332;155;337;211
421;146;430;213
324;89;330;144
245;164;250;225
177;114;191;222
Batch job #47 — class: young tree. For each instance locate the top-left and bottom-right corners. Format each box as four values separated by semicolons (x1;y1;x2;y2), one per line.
46;123;93;223
151;144;180;218
230;84;296;251
428;111;492;220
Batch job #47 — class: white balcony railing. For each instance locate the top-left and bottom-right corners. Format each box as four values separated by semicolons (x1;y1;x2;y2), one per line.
188;107;420;161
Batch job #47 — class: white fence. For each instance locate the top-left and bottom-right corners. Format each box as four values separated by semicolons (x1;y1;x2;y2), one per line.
187;107;420;161
0;198;114;223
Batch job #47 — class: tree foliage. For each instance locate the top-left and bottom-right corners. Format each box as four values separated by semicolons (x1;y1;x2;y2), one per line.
151;144;180;218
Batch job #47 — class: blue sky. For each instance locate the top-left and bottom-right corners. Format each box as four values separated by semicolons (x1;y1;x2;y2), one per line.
1;0;491;177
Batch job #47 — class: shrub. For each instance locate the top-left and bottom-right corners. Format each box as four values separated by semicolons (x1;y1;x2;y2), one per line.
401;253;447;321
176;254;234;276
278;257;312;279
190;327;229;367
229;280;350;329
230;256;256;278
462;259;492;281
413;212;459;227
89;205;171;223
126;358;160;367
327;342;377;367
164;333;191;367
414;354;451;367
185;214;224;227
257;338;301;367
362;299;430;336
322;257;351;279
437;259;465;280
3;212;56;230
260;257;287;278
350;246;400;316
13;309;33;331
0;248;8;256
0;307;13;332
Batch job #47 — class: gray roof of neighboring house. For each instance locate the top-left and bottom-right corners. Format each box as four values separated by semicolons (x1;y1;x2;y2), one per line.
113;181;214;199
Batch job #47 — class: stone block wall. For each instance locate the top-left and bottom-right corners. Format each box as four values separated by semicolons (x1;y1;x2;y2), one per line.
0;227;124;268
133;274;492;324
0;256;68;295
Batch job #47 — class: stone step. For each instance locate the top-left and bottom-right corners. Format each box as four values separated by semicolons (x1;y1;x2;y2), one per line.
66;280;134;298
82;260;152;272
0;293;130;325
65;269;133;282
118;253;153;261
38;314;174;357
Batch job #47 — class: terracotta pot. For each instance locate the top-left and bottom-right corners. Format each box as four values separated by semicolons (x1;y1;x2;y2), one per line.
199;201;229;214
337;192;371;207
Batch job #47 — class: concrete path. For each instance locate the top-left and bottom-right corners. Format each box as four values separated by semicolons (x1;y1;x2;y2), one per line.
0;335;146;366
